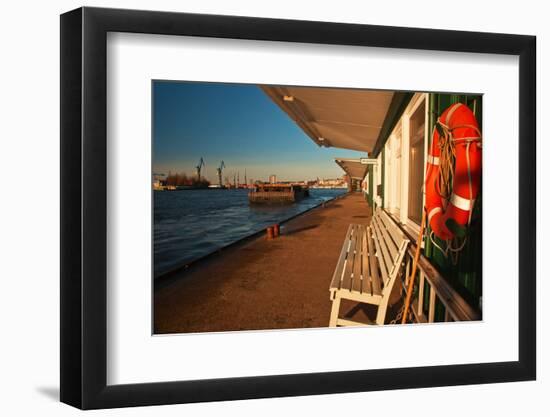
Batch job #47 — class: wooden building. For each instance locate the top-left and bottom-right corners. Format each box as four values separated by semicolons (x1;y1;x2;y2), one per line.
263;85;482;323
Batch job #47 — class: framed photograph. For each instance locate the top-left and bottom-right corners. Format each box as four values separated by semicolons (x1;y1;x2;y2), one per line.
60;7;536;409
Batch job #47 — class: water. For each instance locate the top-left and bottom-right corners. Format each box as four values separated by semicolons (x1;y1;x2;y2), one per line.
154;188;346;277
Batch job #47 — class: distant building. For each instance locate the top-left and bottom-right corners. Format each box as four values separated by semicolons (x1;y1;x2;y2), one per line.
314;177;348;189
269;174;277;184
152;173;166;190
153;174;168;190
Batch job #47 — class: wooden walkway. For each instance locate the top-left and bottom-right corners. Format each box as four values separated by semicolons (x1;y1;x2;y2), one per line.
154;193;375;334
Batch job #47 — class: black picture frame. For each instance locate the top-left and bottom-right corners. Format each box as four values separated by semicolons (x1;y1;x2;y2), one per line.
60;6;536;410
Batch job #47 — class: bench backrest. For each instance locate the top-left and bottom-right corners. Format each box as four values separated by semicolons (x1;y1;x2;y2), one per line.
330;209;410;299
370;208;409;291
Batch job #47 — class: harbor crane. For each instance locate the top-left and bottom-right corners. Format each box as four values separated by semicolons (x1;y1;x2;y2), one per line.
216;161;226;188
195;157;205;181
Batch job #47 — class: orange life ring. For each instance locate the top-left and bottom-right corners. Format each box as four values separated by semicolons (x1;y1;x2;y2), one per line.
425;103;482;240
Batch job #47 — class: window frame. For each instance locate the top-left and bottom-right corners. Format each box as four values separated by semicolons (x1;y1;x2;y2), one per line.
404;93;429;232
384;121;403;216
399;93;429;235
383;92;428;235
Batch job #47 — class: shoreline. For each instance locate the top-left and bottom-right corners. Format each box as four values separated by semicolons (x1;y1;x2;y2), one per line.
154;191;348;283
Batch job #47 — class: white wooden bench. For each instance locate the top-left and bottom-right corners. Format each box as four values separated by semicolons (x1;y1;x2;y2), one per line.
329;209;410;326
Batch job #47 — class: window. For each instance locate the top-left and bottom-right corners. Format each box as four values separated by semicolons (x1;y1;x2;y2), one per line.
393;127;402;215
407;100;426;225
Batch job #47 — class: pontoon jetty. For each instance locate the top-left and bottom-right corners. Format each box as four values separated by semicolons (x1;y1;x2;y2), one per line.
248;183;309;205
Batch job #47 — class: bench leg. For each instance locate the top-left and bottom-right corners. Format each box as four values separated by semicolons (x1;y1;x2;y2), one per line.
376;299;389;325
329;296;341;327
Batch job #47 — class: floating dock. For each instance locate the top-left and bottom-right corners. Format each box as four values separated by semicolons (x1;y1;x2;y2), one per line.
248;183;309;205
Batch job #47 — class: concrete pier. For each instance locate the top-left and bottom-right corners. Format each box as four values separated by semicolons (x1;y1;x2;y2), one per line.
154;192;375;334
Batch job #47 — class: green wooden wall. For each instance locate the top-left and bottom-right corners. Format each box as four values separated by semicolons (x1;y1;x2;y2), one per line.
365;152;385;209
423;93;483;315
365;165;374;206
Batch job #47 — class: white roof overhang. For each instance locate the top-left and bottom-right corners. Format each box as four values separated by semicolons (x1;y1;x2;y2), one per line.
262;85;395;153
334;158;377;180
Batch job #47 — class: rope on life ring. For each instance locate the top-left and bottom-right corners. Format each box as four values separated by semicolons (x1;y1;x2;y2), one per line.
424;103;482;261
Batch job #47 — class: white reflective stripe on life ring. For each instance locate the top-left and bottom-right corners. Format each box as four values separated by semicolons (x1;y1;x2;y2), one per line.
450;193;474;211
445;103;463;125
427;155;440;165
427;207;442;224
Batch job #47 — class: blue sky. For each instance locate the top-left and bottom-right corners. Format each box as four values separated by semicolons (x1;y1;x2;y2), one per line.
153;81;366;182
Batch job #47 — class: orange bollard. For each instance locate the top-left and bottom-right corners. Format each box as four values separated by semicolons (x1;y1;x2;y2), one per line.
266;226;274;240
273;224;280;237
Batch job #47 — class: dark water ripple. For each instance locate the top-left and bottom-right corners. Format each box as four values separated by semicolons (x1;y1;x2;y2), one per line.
153;188;346;277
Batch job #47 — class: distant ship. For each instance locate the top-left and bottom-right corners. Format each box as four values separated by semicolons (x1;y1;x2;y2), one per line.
248;183;310;205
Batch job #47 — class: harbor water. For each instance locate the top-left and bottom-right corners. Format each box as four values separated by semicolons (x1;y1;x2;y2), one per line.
154;188;347;277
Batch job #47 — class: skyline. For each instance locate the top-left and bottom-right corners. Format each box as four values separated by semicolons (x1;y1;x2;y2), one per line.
152;81;366;182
